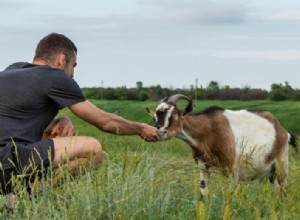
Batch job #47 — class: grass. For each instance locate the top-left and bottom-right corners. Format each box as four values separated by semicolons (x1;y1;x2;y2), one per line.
1;100;300;219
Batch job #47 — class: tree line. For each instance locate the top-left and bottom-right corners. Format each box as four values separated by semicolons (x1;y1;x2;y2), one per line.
82;81;300;101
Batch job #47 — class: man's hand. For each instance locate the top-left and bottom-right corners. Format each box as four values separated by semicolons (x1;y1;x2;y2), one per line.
43;117;75;138
140;123;160;142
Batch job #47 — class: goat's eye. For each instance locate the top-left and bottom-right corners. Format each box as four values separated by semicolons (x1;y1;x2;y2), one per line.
156;111;163;117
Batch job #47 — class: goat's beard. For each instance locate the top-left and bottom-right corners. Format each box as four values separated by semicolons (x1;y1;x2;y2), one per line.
158;129;169;140
158;129;177;141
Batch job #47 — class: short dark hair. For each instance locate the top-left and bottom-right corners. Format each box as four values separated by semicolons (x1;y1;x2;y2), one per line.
34;33;77;64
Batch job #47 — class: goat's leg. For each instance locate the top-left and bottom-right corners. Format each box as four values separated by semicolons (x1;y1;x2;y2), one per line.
277;148;289;188
268;162;277;186
197;160;210;197
269;149;288;190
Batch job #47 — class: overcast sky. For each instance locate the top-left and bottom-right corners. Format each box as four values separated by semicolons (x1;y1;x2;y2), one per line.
1;0;300;90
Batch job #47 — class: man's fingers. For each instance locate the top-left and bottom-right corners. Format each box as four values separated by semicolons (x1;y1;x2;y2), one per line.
143;134;160;142
61;126;68;137
140;125;160;142
54;119;75;137
60;125;74;137
50;124;60;136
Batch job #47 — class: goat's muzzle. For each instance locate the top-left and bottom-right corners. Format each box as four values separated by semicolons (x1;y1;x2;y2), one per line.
158;128;168;140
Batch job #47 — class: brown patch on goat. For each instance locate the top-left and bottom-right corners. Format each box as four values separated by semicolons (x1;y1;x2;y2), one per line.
181;111;236;175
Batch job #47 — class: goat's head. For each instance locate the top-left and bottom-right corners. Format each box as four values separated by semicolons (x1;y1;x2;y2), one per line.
147;94;194;140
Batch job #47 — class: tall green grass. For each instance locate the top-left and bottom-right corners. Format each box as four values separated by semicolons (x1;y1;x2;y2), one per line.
1;100;299;219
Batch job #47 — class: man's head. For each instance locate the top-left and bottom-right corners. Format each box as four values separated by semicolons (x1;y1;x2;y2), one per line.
33;33;77;77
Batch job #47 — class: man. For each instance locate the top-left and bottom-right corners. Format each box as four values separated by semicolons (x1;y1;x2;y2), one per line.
0;32;160;195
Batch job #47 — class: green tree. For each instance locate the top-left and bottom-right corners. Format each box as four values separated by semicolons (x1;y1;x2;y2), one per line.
206;80;220;99
136;81;143;91
269;83;287;100
138;91;149;101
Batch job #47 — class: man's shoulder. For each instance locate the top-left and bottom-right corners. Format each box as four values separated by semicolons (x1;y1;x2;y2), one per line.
3;62;65;78
4;62;30;71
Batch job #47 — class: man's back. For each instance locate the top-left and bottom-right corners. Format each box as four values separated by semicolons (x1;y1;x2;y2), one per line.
0;62;84;144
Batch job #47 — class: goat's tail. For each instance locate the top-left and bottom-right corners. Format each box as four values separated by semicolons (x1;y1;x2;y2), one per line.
289;133;299;153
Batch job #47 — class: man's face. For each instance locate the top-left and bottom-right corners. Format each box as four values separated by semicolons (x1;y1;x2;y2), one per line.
64;52;77;78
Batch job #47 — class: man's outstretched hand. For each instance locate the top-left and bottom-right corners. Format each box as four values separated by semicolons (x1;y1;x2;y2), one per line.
140;123;160;142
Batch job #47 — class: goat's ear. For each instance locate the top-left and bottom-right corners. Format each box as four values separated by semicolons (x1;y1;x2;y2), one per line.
146;108;155;117
183;101;194;115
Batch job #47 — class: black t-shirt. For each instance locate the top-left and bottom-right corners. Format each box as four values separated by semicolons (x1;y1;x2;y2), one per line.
0;62;86;144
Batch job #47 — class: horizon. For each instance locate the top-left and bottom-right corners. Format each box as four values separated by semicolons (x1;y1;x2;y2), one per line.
81;79;296;92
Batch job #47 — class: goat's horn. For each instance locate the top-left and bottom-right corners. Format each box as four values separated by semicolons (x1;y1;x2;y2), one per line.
166;94;191;104
167;94;194;115
160;97;168;103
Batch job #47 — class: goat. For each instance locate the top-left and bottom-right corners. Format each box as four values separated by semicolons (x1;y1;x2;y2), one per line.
147;94;298;196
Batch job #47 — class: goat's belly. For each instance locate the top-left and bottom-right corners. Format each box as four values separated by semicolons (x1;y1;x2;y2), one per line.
208;161;273;181
235;160;273;181
233;141;275;181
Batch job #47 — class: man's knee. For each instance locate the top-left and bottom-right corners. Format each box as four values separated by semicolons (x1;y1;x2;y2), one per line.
53;136;102;166
87;137;102;164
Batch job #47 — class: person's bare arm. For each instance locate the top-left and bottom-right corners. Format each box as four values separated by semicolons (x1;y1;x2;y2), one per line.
69;100;160;142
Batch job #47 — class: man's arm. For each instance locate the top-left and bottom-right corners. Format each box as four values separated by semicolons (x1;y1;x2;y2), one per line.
68;100;160;142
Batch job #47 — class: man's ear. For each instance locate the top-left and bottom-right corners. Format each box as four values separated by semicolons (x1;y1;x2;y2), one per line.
55;53;66;68
146;108;155;117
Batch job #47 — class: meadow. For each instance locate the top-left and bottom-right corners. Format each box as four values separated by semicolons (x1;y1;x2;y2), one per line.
1;99;299;219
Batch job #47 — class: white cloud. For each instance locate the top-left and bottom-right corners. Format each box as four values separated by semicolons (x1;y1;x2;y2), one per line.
224;35;300;41
212;49;300;60
137;0;249;24
175;49;300;60
249;11;300;21
0;0;27;11
268;11;300;21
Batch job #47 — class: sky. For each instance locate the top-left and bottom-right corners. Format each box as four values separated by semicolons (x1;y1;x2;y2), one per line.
0;0;300;91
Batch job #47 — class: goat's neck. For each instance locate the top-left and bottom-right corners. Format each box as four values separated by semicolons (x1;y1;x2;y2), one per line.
176;115;210;147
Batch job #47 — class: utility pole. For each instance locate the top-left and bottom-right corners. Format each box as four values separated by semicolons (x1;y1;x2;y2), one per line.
195;78;198;101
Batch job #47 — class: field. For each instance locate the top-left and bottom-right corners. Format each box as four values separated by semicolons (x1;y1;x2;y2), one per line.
1;100;300;219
